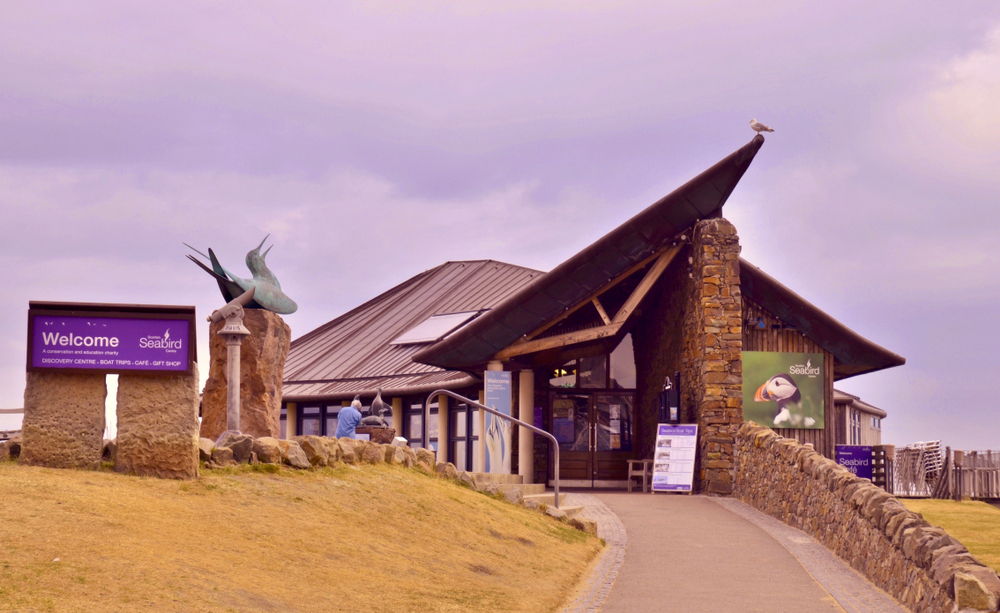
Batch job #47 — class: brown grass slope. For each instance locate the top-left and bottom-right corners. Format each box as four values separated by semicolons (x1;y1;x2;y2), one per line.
0;462;602;613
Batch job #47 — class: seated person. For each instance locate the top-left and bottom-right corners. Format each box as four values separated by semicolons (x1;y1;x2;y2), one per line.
335;396;363;439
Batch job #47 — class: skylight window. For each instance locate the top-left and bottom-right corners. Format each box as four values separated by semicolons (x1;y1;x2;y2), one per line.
390;311;482;345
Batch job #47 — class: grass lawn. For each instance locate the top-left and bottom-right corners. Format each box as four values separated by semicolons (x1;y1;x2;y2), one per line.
0;461;602;612
900;498;1000;572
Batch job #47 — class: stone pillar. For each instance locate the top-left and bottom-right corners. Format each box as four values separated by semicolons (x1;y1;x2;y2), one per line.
518;369;535;484
284;402;297;439
437;393;449;463
200;309;291;440
689;218;743;494
115;365;200;479
21;371;106;469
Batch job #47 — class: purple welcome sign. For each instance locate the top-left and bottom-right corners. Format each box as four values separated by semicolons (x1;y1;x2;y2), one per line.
27;302;196;375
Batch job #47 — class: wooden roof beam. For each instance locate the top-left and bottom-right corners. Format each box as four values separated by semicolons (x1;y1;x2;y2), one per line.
494;322;623;361
611;245;680;324
522;243;679;343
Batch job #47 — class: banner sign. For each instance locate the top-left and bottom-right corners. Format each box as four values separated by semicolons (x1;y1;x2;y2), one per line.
484;370;512;474
651;424;697;492
836;445;873;480
743;351;825;429
27;302;197;375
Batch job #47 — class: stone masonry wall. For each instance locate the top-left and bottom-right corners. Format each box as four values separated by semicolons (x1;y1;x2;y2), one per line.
687;218;743;494
116;365;200;480
201;310;291;440
21;371;106;469
736;422;1000;612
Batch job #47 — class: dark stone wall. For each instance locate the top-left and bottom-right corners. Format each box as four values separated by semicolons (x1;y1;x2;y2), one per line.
633;245;695;463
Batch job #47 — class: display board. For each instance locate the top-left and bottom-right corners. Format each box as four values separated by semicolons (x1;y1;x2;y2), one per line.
651;424;698;492
27;302;197;375
484;370;512;474
743;351;825;429
836;445;873;480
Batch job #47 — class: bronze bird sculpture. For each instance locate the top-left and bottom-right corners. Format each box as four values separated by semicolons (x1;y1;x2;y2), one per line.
185;236;298;314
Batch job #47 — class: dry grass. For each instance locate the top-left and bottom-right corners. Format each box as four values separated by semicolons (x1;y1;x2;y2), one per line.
901;499;1000;572
0;460;602;612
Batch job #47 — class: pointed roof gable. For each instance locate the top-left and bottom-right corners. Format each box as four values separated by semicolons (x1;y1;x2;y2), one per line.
414;135;765;370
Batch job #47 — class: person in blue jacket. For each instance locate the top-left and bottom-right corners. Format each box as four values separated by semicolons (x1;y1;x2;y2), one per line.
335;395;363;439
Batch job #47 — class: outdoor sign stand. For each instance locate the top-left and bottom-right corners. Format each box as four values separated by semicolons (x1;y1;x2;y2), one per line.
209;287;255;439
651;423;697;494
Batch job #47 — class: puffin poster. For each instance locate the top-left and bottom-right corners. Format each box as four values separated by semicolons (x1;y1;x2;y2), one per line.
742;351;825;429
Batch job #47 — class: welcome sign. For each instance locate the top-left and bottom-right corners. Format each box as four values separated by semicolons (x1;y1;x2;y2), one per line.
27;302;197;375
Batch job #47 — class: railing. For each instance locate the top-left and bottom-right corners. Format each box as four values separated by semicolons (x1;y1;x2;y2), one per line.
424;389;560;509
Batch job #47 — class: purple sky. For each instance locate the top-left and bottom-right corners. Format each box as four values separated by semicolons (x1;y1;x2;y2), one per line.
2;2;999;448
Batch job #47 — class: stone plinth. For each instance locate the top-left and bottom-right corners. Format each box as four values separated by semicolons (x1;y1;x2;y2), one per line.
115;365;200;479
356;426;396;444
21;371;106;469
200;310;290;440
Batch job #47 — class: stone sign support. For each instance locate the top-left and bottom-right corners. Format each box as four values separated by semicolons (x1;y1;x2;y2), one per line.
21;371;106;469
115;365;200;479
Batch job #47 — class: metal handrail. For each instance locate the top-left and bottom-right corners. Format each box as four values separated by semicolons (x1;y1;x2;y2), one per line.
424;389;560;509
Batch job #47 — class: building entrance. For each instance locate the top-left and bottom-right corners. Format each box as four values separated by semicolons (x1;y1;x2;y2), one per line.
551;392;634;487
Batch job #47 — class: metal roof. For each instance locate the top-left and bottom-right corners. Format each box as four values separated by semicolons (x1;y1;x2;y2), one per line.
740;260;905;380
282;260;542;402
834;389;888;418
414;135;766;371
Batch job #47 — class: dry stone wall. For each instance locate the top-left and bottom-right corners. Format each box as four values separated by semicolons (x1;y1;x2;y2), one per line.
735;421;1000;612
21;371;106;469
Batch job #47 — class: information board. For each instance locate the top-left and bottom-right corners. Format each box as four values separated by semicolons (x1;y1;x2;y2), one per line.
836;445;873;480
27;302;197;375
651;423;698;492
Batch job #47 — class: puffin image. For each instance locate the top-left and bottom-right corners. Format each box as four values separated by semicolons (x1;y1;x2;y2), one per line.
754;374;815;427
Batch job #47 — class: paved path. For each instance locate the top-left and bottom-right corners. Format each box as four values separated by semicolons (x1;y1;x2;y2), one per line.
562;492;908;613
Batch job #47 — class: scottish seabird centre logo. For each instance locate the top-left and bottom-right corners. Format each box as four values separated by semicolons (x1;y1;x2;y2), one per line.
789;358;821;378
139;328;183;353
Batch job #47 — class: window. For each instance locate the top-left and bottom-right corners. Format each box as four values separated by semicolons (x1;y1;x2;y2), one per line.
579;355;607;389
550;362;577;388
280;406;287;439
610;334;636;389
391;311;481;345
872;416;881;430
850;410;861;445
301;406;322;436
406;399;438;451
449;402;482;472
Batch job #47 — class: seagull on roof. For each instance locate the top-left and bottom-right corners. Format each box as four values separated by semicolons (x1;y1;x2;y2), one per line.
750;118;774;134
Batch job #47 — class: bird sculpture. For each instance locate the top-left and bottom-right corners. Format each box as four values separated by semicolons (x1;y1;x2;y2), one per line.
750;118;774;134
754;373;815;427
360;388;390;427
185;236;298;314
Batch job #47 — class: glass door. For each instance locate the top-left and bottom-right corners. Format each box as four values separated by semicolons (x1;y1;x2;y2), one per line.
551;392;635;486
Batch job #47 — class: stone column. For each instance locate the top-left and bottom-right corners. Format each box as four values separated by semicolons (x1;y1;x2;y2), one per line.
21;371;106;469
437;393;449;463
115;365;200;479
689;218;743;494
284;403;297;439
391;397;403;437
200;309;290;440
518;369;535;484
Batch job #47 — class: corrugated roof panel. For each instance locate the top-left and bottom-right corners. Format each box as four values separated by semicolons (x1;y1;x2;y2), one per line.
282;260;541;401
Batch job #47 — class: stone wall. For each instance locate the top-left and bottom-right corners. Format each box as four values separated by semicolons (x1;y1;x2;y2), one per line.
20;371;106;469
115;366;200;479
735;422;1000;612
201;310;291;440
633;218;743;492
